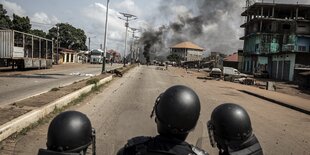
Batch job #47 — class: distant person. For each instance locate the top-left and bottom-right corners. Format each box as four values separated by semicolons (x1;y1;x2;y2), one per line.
117;85;208;155
207;103;263;155
37;111;96;155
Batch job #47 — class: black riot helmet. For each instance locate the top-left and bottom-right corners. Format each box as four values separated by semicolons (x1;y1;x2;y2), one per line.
151;85;201;138
207;103;253;150
44;111;96;155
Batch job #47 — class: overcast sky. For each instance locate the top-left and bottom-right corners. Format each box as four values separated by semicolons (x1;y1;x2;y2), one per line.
1;0;310;55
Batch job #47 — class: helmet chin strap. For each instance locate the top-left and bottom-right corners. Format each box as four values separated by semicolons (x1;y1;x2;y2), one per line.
150;93;162;118
91;128;96;155
207;121;216;148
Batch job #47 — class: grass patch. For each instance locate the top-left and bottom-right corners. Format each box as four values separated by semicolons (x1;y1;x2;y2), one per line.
86;78;99;86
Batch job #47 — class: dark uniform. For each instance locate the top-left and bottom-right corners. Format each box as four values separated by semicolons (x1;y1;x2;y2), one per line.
118;135;207;155
117;85;208;155
207;103;263;155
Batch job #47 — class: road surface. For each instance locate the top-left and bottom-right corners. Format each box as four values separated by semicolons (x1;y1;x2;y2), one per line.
1;66;309;155
0;63;122;106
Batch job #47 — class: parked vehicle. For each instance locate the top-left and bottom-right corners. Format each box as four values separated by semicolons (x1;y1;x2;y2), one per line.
90;49;103;64
254;70;269;78
0;30;53;69
223;67;248;81
210;68;222;78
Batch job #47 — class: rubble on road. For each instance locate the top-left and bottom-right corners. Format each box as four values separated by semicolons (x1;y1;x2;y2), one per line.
155;67;166;71
70;72;95;77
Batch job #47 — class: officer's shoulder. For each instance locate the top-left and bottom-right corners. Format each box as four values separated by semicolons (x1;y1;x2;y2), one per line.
190;145;209;155
126;136;152;148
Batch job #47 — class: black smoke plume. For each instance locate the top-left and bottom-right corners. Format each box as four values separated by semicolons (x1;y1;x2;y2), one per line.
140;0;244;61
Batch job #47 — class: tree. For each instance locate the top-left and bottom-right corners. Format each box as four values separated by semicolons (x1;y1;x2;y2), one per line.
29;29;47;38
11;14;31;32
167;54;181;63
47;23;87;50
0;4;12;29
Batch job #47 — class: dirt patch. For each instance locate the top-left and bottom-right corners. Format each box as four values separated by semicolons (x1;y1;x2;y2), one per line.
0;108;30;125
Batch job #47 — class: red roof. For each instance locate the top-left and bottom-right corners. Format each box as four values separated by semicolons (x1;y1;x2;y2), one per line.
107;49;121;56
224;52;238;62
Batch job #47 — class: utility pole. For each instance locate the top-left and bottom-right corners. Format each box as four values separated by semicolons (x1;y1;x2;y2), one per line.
88;37;91;51
102;0;109;74
56;25;59;65
119;12;137;67
129;27;138;64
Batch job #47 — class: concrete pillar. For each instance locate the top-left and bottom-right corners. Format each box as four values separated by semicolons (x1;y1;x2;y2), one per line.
69;53;72;63
64;53;67;63
73;54;76;63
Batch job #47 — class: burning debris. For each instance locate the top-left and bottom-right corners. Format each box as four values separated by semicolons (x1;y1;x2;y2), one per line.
139;0;244;62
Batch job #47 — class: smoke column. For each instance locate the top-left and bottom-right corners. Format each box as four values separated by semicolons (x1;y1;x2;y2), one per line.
140;0;245;62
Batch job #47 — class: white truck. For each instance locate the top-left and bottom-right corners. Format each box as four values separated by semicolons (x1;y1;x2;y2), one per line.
90;49;103;64
0;30;53;69
223;67;248;81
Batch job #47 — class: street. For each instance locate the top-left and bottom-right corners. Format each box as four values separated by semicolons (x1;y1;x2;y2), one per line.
1;65;309;155
0;63;122;106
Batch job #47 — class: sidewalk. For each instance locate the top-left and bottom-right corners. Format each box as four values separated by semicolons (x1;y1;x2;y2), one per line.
220;81;310;115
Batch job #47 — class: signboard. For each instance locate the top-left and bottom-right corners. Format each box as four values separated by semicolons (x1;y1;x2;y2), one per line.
13;47;24;58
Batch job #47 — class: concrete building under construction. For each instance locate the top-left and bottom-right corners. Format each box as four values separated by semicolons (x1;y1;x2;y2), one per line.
170;41;204;61
240;2;310;81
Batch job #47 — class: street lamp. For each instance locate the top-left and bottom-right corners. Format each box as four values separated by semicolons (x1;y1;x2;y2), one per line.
102;0;110;74
118;12;137;67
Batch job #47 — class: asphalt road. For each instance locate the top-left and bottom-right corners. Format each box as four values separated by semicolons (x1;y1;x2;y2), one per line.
0;63;122;106
2;66;309;155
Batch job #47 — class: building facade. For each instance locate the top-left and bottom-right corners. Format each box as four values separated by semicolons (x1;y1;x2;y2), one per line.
170;42;204;61
56;48;78;64
241;2;310;81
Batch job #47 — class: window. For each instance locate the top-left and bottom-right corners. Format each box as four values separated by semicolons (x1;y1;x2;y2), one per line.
298;46;307;52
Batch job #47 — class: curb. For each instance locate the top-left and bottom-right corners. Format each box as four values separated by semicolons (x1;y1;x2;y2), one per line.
0;75;113;142
239;90;310;115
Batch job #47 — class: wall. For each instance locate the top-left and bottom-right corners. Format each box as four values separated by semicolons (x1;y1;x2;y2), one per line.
187;49;203;61
243;35;260;54
243;56;253;73
272;53;296;81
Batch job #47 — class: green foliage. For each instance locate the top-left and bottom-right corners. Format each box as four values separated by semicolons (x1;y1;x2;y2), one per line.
167;54;181;63
11;14;31;32
47;23;87;51
30;29;47;38
0;4;11;29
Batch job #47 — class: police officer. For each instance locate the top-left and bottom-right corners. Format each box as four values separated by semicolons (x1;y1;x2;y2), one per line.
37;111;96;155
207;103;263;155
117;85;208;155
